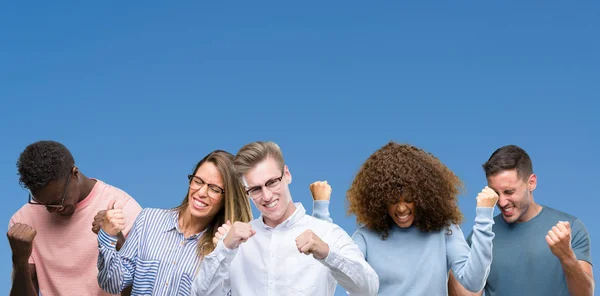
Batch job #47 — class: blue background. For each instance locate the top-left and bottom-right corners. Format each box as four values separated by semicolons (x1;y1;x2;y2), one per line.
1;1;598;295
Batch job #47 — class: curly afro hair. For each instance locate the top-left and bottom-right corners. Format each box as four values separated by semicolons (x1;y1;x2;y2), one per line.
347;142;464;239
17;140;75;192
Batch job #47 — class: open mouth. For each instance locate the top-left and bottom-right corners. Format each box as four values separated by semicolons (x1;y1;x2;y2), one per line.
395;213;411;222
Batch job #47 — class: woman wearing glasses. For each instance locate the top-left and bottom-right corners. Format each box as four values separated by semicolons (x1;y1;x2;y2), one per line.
346;142;498;295
96;150;253;295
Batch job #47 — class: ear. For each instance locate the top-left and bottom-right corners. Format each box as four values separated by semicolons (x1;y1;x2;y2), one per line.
284;165;292;184
72;166;79;180
528;173;537;191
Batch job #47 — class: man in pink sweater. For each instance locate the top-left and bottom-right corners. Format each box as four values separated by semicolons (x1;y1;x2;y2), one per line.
7;140;142;296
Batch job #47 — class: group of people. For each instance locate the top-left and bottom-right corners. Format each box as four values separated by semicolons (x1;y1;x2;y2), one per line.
7;140;593;295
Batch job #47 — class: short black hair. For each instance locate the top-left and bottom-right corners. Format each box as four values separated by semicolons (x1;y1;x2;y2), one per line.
483;145;533;180
17;140;75;192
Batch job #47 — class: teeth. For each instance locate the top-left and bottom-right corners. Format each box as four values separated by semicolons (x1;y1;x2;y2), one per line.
194;199;208;208
396;213;410;220
265;200;278;208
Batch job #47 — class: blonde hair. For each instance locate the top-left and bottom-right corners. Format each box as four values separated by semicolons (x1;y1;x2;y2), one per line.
174;150;253;259
233;141;285;176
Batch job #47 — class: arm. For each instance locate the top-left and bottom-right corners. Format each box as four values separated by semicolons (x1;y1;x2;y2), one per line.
310;181;333;223
316;226;379;296
193;221;254;296
10;263;38;296
7;219;38;296
446;207;494;293
561;258;594;296
547;219;594;296
192;239;238;295
97;209;145;294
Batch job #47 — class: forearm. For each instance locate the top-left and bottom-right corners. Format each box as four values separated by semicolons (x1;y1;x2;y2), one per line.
10;261;37;296
97;230;132;293
319;248;378;296
451;208;494;292
192;242;236;295
561;256;594;296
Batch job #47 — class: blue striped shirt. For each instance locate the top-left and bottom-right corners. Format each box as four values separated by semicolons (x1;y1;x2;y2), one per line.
97;208;204;296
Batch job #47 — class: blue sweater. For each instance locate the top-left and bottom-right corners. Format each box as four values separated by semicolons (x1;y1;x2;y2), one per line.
352;207;495;295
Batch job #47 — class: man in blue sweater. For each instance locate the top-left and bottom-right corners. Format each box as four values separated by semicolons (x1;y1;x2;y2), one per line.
449;145;594;296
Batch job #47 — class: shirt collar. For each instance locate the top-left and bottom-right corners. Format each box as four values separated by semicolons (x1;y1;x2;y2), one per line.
260;202;306;230
164;210;207;239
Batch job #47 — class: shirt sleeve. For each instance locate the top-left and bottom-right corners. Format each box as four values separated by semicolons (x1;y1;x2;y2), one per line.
312;200;333;223
570;218;592;265
316;224;379;296
446;207;495;293
192;239;238;296
97;209;145;294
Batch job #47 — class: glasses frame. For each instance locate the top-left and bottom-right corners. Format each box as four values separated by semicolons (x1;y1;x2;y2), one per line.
187;174;225;198
28;167;73;209
245;170;285;199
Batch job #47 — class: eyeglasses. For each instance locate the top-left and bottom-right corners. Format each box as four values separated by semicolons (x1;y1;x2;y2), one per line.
188;175;225;199
245;170;284;200
28;168;73;209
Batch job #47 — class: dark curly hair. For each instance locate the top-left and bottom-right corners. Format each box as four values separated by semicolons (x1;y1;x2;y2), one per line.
17;140;75;192
347;142;464;239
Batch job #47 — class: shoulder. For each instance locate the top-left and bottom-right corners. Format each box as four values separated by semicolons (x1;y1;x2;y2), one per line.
97;180;139;204
142;207;173;217
541;206;579;222
9;204;42;228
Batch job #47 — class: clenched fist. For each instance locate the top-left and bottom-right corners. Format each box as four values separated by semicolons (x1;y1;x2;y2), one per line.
101;200;126;237
310;181;332;201
223;221;255;250
476;186;499;208
212;220;232;246
7;223;37;264
546;221;575;261
295;229;329;260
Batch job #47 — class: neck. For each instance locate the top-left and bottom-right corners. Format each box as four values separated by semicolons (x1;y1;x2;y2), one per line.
518;198;543;223
178;209;210;238
264;201;297;228
77;174;97;203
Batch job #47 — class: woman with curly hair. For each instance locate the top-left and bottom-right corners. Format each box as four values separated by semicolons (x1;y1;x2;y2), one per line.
347;142;498;295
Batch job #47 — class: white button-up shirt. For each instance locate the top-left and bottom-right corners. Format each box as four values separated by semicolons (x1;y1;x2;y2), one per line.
192;203;379;296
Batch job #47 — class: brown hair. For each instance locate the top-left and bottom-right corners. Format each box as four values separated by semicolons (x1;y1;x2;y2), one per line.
483;145;533;180
174;150;253;258
233;141;285;176
347;142;464;239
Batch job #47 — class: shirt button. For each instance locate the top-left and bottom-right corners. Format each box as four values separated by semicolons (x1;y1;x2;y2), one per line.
173;261;176;265
270;253;274;258
180;241;185;246
165;282;169;286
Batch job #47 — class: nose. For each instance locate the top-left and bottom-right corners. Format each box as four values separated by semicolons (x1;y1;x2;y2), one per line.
195;184;209;198
262;187;273;202
497;194;509;208
397;202;407;212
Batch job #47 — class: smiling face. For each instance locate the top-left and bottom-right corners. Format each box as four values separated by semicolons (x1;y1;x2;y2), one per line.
387;196;416;228
186;162;225;220
242;157;295;228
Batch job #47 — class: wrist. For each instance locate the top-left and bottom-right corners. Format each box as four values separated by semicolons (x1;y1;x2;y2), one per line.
558;250;578;264
12;256;30;267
